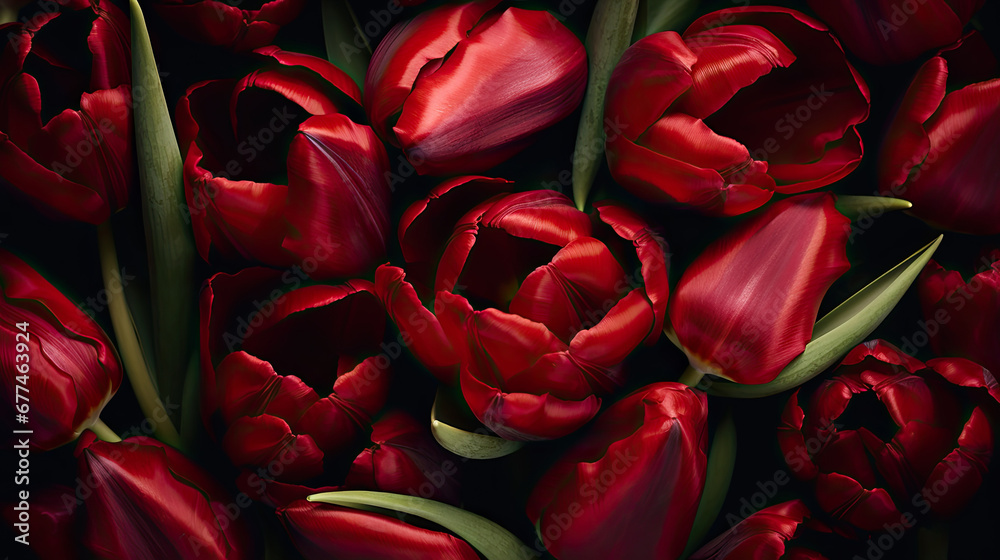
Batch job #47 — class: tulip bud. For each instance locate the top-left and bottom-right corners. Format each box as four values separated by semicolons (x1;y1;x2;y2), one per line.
365;1;587;175
75;432;255;559
669;192;851;385
526;382;708;560
0;0;132;224
879;33;1000;234
151;0;306;51
1;250;122;450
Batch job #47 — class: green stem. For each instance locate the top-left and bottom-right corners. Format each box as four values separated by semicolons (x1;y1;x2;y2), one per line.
679;365;705;388
682;410;737;558
0;3;18;25
90;418;122;443
97;221;182;448
917;523;949;560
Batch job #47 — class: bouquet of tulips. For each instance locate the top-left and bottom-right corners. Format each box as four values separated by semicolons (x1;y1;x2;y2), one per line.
2;0;998;558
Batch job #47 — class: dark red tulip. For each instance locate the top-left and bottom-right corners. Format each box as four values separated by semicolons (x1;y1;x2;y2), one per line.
346;411;461;505
278;500;479;560
377;186;670;440
918;252;1000;373
879;33;1000;234
690;500;828;560
365;1;587;175
0;250;122;450
927;357;1000;404
151;0;306;51
807;0;984;65
526;382;708;560
669;193;850;385
605;7;869;215
178;47;390;279
75;432;255;560
778;340;992;532
0;0;132;224
201;268;390;482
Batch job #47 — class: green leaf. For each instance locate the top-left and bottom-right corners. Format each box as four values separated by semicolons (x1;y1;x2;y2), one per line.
633;0;700;39
571;0;640;211
322;0;371;92
431;389;524;460
130;0;197;420
307;491;538;560
681;410;736;558
835;195;912;221
708;235;943;398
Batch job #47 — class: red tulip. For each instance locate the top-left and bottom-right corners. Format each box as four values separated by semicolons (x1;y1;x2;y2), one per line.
377;185;670;440
364;0;587;175
778;340;992;532
75;432;255;560
918;252;1000;374
927;357;1000;404
278;500;479;560
201;268;390;482
178;47;391;279
0;0;132;224
807;0;984;65
151;0;306;51
690;500;829;560
878;33;1000;234
669;193;851;385
1;250;122;450
526;382;708;560
605;7;869;215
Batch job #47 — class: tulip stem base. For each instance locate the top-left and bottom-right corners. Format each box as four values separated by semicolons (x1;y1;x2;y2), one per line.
90;419;122;443
97;221;182;449
679;365;706;389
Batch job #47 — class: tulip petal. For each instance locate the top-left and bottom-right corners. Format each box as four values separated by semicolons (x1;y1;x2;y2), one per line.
223;414;325;482
922;408;992;516
814;472;901;532
927;358;1000;404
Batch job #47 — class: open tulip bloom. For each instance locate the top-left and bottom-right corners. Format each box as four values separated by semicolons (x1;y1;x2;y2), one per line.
6;0;1000;558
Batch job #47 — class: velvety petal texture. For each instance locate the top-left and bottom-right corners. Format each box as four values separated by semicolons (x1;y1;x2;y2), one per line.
0;0;132;224
178;47;389;278
152;0;306;51
807;0;985;65
690;500;828;560
606;7;869;215
918;253;1000;374
525;382;709;560
75;432;254;560
278;500;479;560
199;268;390;482
1;250;122;450
365;1;587;175
778;340;993;532
878;34;1000;234
669;193;850;384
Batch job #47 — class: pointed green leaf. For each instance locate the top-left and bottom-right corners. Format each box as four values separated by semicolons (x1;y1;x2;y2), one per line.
130;0;197;419
708;236;943;398
322;0;370;92
633;0;700;39
571;0;640;211
307;491;538;560
431;389;524;460
682;410;736;558
835;195;912;221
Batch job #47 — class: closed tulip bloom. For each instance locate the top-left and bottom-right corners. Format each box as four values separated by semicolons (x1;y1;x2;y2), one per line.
526;382;708;560
778;340;992;531
278;500;479;560
75;432;255;560
669;193;850;385
918;252;1000;374
878;33;1000;234
807;0;984;65
0;0;132;224
201;268;390;482
378;187;669;440
1;250;122;450
178;47;391;279
690;500;828;560
605;7;869;215
151;0;306;51
365;0;587;175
